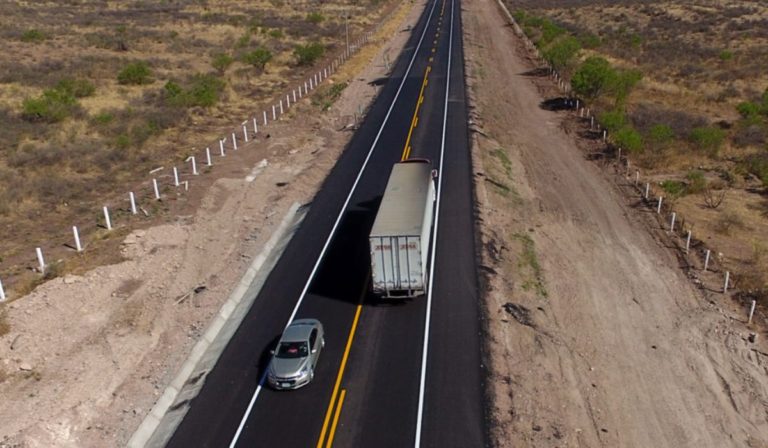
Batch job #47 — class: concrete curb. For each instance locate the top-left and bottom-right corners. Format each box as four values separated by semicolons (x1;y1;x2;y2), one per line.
493;0;523;35
127;202;306;448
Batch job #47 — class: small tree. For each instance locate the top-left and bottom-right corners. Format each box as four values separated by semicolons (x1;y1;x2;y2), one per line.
571;56;615;101
294;42;324;66
645;124;675;154
542;36;581;73
242;48;272;71
117;61;152;85
608;69;642;107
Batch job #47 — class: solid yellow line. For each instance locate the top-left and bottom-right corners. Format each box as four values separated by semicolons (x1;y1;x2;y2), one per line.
325;389;347;448
316;302;364;448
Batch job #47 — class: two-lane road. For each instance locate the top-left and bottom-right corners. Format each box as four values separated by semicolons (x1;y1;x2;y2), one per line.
165;0;486;445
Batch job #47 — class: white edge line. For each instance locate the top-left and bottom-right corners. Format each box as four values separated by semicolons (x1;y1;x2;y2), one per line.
415;0;454;444
228;1;440;446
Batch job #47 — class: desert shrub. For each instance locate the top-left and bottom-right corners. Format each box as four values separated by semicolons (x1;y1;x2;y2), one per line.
117;61;152;85
306;12;325;24
21;29;47;43
714;211;744;235
571;56;614;101
294;42;324;66
164;74;225;108
719;50;734;61
645;124;675;152
733;124;766;148
0;309;9;337
242;48;273;70
599;110;626;132
235;33;251;49
211;53;234;73
539;20;566;46
661;180;686;198
56;78;96;98
578;33;601;49
614;126;643;153
737;101;762;121
542;36;581;73
689;126;726;157
685;170;707;194
21;87;78;123
630;103;707;137
742;153;768;187
268;29;283;39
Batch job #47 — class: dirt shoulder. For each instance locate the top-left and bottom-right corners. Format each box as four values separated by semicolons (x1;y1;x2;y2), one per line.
0;1;425;446
465;0;768;447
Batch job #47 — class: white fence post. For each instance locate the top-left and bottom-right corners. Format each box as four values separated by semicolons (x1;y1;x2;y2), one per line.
603;130;607;141
188;156;198;175
272;105;276;121
36;247;45;274
279;99;284;115
286;94;290;108
129;192;138;215
73;226;82;252
103;206;112;230
644;183;650;199
635;170;639;186
173;167;180;187
749;300;757;324
242;122;249;142
704;249;711;271
206;147;212;166
232;132;238;150
253;117;258;134
302;83;307;97
293;89;297;103
657;196;663;214
263;111;268;126
685;230;691;253
153;178;161;200
0;278;5;302
219;139;226;157
670;212;676;232
724;271;730;293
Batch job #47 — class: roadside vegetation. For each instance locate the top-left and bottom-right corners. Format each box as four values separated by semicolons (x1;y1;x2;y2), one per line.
510;1;768;297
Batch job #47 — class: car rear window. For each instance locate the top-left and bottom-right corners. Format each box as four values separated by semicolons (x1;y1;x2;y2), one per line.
276;341;309;359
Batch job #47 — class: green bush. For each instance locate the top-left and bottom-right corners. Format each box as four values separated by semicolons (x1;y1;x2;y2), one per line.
242;48;272;70
21;29;47;43
164;74;225;108
719;50;734;61
660;180;686;198
117;61;152;85
578;33;601;49
599;110;626;132
235;33;251;49
685;170;707;194
614;126;643;153
268;29;283;39
742;153;768;187
294;42;325;66
21;87;78;123
56;78;96;98
306;12;325;24
542;36;581;72
92;112;114;125
211;53;234;73
737;101;761;119
539;20;565;47
689;126;726;157
571;56;615;101
608;69;642;107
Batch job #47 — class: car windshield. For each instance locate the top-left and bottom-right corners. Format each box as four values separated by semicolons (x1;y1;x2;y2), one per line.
276;341;309;359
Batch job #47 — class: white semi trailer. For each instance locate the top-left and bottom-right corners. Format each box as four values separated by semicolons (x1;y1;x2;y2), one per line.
369;159;436;298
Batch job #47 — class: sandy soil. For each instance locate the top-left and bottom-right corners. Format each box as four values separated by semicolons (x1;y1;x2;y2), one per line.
0;1;424;446
464;0;768;447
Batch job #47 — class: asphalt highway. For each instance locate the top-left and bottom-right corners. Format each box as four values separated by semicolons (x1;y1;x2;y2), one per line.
165;0;486;446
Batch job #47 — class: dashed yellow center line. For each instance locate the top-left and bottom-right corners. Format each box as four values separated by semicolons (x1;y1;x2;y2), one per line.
316;282;366;448
401;64;433;160
325;389;347;448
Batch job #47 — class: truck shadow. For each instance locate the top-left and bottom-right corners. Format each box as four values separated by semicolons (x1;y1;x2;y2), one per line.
309;197;382;305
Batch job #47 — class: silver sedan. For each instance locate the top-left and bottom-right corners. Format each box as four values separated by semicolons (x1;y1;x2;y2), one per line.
266;319;325;390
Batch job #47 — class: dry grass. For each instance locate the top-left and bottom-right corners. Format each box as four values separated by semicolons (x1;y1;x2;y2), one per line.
0;308;10;336
511;0;768;294
0;0;394;297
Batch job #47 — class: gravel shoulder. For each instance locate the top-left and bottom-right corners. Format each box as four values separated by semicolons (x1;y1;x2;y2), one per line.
464;0;768;446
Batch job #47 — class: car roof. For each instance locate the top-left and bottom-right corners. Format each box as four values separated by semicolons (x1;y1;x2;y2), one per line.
281;319;320;342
